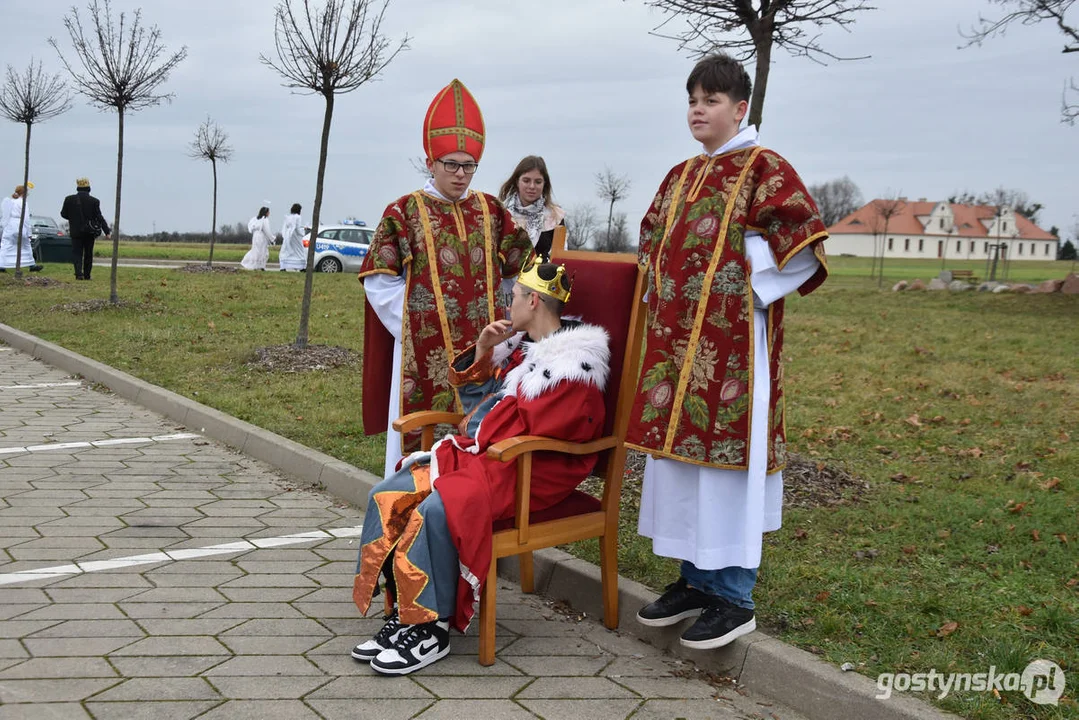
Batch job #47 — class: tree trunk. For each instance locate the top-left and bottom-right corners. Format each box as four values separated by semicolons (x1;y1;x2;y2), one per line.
878;219;889;289
606;199;615;245
747;30;773;129
208;158;218;267
296;91;335;349
869;233;878;280
109;106;125;305
14;122;31;279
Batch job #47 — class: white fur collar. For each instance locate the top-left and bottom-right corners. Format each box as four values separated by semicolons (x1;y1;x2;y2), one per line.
500;323;610;401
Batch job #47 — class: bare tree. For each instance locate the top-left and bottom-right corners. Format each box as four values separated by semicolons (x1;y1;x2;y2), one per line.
565;203;601;250
262;0;409;349
595;212;633;254
808;175;863;227
51;0;187;303
961;0;1078;123
647;0;874;128
0;60;71;277
949;187;1044;224
188;117;234;268
870;195;905;289
595;167;632;244
409;155;432;177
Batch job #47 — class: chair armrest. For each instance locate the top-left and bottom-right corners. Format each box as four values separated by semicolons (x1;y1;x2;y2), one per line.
485;435;619;462
392;411;466;433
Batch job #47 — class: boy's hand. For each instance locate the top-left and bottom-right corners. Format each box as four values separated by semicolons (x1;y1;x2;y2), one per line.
476;319;515;358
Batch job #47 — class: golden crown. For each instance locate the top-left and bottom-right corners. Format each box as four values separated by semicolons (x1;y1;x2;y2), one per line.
517;259;572;303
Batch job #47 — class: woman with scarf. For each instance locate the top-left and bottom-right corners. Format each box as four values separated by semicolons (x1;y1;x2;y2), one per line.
498;156;564;259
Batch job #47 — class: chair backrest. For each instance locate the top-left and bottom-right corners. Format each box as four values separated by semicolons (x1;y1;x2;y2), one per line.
550;228;646;476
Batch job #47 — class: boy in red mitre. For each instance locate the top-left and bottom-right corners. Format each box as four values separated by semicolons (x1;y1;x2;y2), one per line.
351;261;610;675
628;53;829;650
359;79;534;477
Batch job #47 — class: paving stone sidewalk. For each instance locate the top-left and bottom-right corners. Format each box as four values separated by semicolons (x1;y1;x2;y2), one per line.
0;344;809;720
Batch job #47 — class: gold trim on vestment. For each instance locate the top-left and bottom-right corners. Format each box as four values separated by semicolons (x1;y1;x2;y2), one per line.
662;147;764;455
777;230;829;271
654;158;697;294
686;156;717;203
412;192;462;414
477;194;495;320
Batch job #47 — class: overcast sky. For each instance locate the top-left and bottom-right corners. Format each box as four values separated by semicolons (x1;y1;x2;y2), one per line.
2;0;1077;240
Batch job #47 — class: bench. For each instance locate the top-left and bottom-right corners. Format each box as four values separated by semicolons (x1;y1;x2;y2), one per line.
950;269;978;283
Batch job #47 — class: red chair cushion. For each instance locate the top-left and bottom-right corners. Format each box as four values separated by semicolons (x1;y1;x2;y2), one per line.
492;490;602;532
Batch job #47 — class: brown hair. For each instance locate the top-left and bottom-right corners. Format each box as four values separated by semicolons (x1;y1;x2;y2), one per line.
498;156;554;207
686;53;752;104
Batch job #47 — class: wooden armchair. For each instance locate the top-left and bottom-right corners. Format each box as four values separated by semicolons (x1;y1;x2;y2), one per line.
393;236;646;665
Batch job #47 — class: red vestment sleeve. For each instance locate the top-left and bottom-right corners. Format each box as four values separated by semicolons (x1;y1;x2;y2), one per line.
362;298;395;436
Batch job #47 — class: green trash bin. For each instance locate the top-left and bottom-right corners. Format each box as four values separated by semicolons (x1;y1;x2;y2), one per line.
36;235;74;264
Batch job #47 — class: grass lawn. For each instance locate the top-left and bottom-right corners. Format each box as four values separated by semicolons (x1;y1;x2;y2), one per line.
1;257;1076;719
92;241;279;264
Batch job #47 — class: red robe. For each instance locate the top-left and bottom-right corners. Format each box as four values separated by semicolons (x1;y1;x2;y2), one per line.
353;322;610;631
626;147;828;471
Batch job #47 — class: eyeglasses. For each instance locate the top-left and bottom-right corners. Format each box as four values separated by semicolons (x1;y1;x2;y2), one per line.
437;159;479;175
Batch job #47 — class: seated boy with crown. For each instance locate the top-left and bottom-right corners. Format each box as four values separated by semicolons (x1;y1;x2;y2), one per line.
351;260;611;675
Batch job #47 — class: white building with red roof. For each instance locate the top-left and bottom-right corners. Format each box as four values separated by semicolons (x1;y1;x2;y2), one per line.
826;199;1058;261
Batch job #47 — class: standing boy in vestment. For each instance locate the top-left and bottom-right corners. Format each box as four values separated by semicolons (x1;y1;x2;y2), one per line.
628;53;829;649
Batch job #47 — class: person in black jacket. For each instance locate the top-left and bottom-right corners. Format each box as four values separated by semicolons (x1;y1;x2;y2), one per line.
59;177;111;280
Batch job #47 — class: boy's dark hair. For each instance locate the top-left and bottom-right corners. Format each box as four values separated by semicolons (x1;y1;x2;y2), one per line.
686;53;752;104
290;203;302;214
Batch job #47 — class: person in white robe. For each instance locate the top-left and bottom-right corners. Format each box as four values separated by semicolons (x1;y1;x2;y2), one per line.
0;184;39;271
278;203;307;272
240;206;274;271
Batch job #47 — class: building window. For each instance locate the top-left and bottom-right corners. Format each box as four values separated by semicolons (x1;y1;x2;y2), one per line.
969;241;974;253
918;238;924;252
1045;244;1050;256
956;240;961;252
904;238;910;251
940;218;944;229
1018;243;1023;255
888;237;894;251
984;242;988;253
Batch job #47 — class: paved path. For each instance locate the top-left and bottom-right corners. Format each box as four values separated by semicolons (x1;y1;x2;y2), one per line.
0;344;808;720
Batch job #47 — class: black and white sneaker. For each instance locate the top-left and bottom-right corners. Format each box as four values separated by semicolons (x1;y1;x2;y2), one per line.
679;599;756;649
370;620;450;675
636;577;712;627
351;610;403;662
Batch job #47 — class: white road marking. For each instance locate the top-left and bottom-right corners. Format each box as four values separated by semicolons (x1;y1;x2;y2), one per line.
0;381;82;390
0;526;363;586
0;432;202;457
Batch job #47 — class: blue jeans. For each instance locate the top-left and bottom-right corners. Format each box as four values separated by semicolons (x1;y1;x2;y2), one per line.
681;561;758;611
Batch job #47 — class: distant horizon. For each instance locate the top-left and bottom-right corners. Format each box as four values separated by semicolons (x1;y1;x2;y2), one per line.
3;0;1076;242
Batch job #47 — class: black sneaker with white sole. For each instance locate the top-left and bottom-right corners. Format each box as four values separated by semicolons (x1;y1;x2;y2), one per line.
679;600;756;649
370;621;450;675
636;577;712;627
351;610;403;662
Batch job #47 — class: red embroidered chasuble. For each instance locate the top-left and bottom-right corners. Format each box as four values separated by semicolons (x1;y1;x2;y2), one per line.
358;190;533;445
625;147;829;471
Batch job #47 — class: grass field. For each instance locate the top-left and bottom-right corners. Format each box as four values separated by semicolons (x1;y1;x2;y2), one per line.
88;241;280;264
1;258;1076;719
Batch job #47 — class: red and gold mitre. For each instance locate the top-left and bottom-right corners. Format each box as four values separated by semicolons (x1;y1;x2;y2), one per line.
423;79;485;162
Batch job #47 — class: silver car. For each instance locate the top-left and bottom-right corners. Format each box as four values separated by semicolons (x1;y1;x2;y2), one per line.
302;224;373;273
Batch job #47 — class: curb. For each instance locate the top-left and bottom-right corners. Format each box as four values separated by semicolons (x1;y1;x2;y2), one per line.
0;323;958;720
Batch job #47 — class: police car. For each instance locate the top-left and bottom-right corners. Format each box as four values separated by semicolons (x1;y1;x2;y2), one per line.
302;220;373;273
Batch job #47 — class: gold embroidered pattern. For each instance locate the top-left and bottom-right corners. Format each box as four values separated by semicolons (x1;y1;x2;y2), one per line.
663;147;763;453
